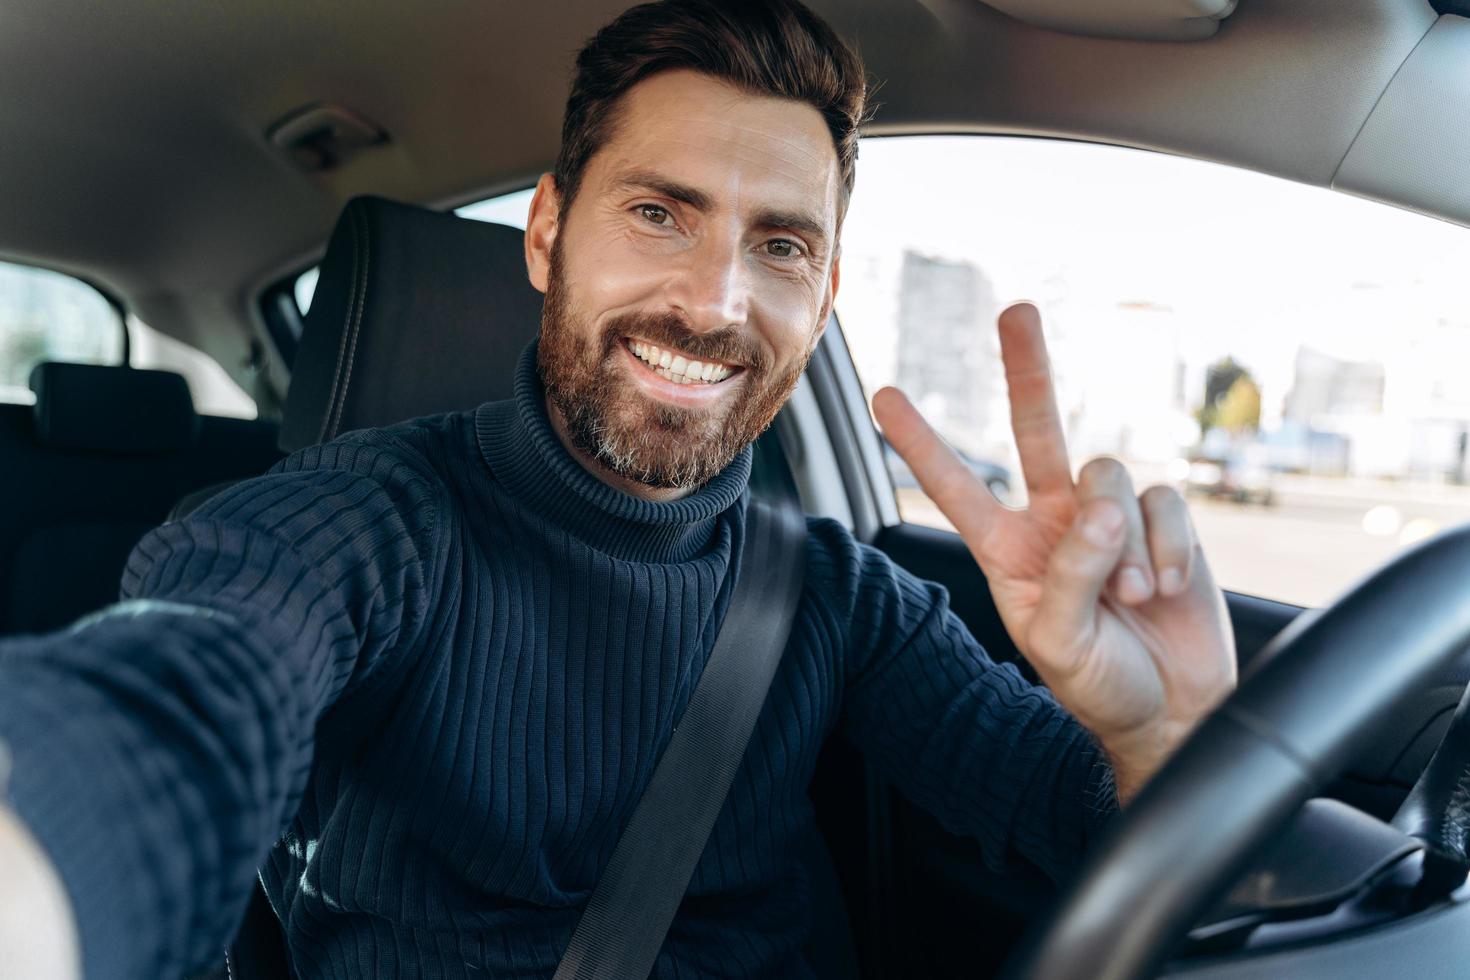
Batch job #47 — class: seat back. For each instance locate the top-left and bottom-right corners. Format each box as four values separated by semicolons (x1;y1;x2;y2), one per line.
171;196;544;525
0;363;281;636
280;195;545;452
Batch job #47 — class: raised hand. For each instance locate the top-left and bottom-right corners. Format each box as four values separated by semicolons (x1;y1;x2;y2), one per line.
872;302;1236;802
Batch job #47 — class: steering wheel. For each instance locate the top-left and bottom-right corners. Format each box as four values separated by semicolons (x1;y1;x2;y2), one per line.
1001;524;1470;980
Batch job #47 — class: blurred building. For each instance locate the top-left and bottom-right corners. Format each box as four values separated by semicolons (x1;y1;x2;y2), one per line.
893;251;1003;458
1284;347;1384;420
1279;341;1470;482
1052;300;1194;465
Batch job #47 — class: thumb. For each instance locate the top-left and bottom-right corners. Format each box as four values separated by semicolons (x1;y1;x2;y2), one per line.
1025;498;1128;676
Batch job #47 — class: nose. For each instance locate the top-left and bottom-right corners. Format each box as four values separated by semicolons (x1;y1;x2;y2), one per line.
665;233;750;334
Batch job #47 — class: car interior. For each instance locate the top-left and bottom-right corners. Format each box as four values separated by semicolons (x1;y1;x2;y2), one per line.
5;0;1470;977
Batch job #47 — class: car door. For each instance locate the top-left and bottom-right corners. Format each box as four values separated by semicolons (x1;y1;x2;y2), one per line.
793;133;1470;977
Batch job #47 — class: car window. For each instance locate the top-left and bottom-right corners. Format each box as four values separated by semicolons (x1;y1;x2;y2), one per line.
0;259;123;405
837;135;1470;607
292;187;536;317
128;317;259;420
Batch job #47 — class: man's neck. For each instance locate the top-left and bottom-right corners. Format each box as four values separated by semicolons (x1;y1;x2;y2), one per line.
544;395;695;504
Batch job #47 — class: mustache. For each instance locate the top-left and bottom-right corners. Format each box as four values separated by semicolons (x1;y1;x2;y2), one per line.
602;310;769;373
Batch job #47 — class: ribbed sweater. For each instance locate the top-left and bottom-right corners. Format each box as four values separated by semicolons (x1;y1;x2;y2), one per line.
0;342;1114;980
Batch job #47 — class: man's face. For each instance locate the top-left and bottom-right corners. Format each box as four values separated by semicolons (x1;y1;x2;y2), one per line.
526;69;843;492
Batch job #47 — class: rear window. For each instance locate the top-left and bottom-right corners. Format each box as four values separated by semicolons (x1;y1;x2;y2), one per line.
0;259;123;404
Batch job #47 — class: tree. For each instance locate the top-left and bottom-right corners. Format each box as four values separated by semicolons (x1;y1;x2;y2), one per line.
1216;375;1261;433
1197;356;1253;434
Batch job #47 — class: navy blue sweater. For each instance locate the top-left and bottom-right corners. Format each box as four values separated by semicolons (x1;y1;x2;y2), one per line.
0;344;1114;979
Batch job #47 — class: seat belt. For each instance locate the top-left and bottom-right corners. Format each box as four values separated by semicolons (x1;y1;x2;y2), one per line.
553;451;808;980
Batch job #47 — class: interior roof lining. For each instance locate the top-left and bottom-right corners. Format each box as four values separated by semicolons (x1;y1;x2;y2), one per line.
0;0;1455;402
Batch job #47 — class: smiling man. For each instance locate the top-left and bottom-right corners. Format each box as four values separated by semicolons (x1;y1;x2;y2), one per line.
0;1;1234;978
532;64;843;500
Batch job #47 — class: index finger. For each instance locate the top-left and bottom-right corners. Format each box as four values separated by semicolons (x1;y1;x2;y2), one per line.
999;302;1074;498
872;385;999;544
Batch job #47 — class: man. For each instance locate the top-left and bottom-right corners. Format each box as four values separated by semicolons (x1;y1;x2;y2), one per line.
0;0;1235;977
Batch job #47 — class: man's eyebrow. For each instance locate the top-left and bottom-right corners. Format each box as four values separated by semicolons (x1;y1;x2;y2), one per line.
611;170;713;211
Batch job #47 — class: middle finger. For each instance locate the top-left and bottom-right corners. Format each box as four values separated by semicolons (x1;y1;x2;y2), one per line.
998;303;1074;501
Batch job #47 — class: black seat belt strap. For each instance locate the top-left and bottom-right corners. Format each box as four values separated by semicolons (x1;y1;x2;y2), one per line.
553;482;807;980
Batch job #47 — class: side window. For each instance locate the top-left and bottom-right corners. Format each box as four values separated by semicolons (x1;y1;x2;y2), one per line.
0;260;123;404
129;318;259;420
291;187;535;317
837;135;1470;608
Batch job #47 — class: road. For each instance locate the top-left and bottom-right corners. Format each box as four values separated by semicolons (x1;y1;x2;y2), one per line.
895;473;1470;608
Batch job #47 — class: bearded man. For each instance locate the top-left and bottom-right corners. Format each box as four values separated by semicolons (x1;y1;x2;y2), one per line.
0;0;1235;977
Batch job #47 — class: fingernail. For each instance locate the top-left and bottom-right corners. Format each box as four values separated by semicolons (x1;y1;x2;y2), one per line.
1084;504;1123;545
1119;567;1150;601
1159;567;1183;595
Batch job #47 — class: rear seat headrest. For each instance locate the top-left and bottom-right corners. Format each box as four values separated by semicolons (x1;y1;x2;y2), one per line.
29;362;200;454
280;195;545;454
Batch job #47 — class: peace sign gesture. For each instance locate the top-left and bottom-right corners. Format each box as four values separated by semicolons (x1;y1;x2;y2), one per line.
873;302;1236;801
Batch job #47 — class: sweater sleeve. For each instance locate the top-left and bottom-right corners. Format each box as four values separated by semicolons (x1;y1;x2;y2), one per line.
0;433;445;980
809;520;1117;884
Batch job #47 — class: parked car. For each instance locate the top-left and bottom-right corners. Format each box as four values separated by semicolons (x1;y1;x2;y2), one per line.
883;436;1014;504
1181;442;1277;506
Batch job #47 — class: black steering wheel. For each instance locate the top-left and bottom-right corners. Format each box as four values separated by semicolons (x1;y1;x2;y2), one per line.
1001;524;1470;980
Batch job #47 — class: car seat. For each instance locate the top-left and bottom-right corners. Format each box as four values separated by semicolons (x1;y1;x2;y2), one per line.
0;362;281;636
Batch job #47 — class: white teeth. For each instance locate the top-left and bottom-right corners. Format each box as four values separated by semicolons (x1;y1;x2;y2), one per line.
628;338;736;385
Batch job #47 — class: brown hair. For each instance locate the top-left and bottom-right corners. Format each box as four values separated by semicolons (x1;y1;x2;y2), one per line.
554;0;869;218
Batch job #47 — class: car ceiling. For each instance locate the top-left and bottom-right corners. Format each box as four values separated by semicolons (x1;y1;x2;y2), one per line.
0;0;1458;404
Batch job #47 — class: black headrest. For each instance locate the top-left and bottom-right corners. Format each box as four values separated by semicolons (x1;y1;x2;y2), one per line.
280;195;545;453
29;362;199;454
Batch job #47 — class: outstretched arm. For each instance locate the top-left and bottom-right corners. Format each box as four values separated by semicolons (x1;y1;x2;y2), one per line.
0;436;444;980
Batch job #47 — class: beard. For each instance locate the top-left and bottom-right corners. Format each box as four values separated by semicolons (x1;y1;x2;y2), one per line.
537;242;815;491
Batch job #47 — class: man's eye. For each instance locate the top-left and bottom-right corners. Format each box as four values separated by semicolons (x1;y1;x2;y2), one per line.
637;204;671;225
764;239;803;259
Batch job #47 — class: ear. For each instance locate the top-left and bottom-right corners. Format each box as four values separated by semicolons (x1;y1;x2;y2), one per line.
524;172;561;295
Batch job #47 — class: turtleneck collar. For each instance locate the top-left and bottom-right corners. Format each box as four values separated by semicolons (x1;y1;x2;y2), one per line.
474;340;751;564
